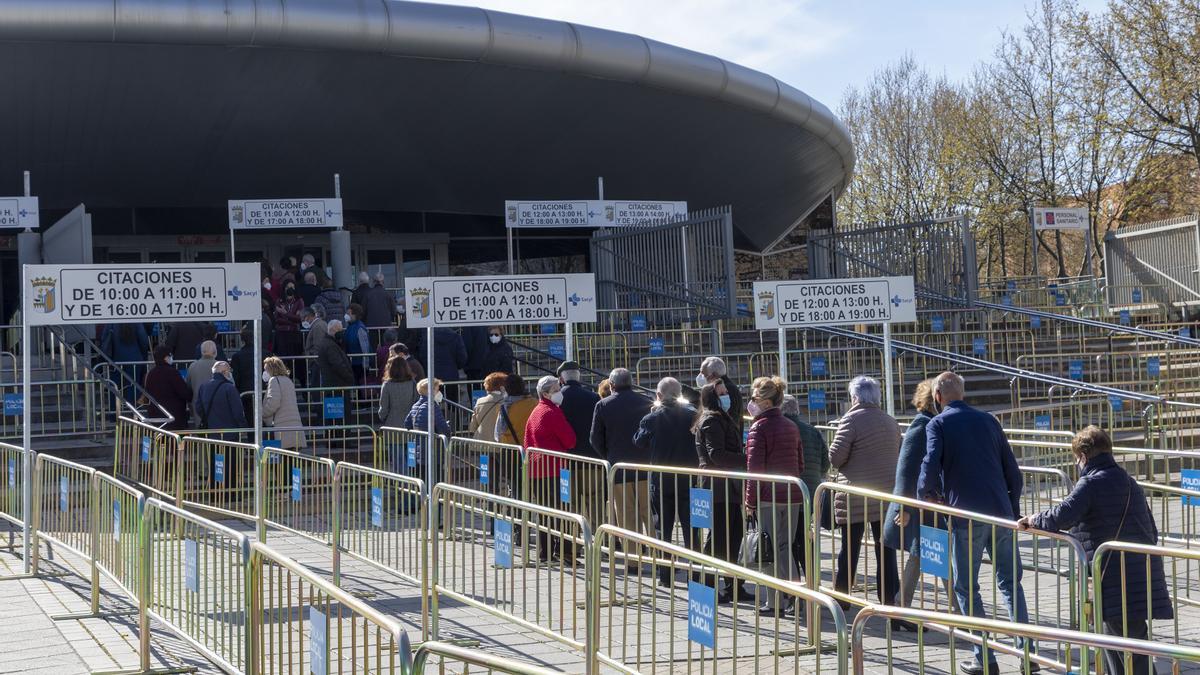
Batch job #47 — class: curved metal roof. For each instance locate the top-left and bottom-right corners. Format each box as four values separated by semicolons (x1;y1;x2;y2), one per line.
0;0;853;251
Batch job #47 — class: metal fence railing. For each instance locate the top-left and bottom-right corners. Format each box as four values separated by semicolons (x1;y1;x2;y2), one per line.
32;454;94;575
851;604;1200;674
592;525;848;675
525;447;610;539
331;461;427;635
262;446;336;546
406;639;563;675
114;416;182;503
430;484;593;662
1092;540;1200;648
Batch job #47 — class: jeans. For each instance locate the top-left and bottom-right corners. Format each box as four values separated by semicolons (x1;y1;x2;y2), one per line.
952;523;1033;663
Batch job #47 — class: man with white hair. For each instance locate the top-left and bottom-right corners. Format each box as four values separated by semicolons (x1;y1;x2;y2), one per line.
695;356;744;436
316;319;356;388
362;272;398;345
634;376;700;586
187;340;219;427
591;367;653;567
351;271;372;311
918;371;1033;675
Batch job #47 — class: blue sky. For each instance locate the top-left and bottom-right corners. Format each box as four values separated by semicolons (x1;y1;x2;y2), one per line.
431;0;1109;107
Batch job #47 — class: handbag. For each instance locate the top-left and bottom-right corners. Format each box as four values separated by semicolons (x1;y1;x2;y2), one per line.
738;516;775;570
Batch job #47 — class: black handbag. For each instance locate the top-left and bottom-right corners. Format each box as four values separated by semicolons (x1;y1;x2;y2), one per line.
738;516;774;570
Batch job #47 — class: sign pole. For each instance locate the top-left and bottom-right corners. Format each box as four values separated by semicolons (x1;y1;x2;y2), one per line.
506;229;514;275
229;228;236;264
777;326;787;384
883;322;895;416
564;322;574;363
425;326;435;500
20;266;31;574
253;318;264;541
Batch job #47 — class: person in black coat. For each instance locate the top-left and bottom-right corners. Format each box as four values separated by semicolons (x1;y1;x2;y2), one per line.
1019;426;1172;675
480;327;515;375
591;368;654;558
693;381;747;602
634;377;699;586
461;325;490;381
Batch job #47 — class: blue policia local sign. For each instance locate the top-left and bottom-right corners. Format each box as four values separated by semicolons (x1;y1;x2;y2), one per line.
919;526;951;579
687;581;716;648
689;488;713;530
559;468;571;504
494;519;514;569
479;454;489;486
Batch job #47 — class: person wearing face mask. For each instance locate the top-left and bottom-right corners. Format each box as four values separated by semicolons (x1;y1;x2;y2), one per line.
143;344;191;431
298;270;321;307
301;305;329;387
523;375;577;561
312;277;346;332
743;376;805;614
693;381;747;603
342;304;371;385
480;326;514;375
261;356;305;450
378;354;417;429
316;320;356;389
195;361;247;438
187;340;220;428
917;371;1033;675
633;377;700;587
467;372;508;441
692;356;744;437
1017;426;1171;675
403;378;452;438
273;280;306;377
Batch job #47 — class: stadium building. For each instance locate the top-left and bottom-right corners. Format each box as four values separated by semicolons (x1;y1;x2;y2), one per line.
0;0;854;320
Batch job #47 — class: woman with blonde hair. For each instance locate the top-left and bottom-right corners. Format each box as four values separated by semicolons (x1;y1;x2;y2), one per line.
261;356;306;450
883;380;952;613
743;375;804;614
468;372;509;441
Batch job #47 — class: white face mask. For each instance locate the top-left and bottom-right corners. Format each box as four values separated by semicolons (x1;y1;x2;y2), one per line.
489;389;503;396
165;355;174;365
695;373;708;388
489;335;502;344
263;281;272;291
301;320;312;330
262;371;271;383
433;392;444;404
223;371;234;382
550;391;564;406
343;314;352;323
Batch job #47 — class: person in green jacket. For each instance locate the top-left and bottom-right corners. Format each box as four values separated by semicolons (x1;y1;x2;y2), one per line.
780;394;830;579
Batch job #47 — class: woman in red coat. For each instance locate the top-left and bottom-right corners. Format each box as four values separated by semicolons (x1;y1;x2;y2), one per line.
143;344;192;431
523;375;576;561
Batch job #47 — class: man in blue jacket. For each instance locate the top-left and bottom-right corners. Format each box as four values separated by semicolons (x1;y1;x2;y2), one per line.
917;371;1034;675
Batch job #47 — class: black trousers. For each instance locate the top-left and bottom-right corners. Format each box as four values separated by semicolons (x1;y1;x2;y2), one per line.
1103;619;1153;675
835;519;900;604
701;500;744;591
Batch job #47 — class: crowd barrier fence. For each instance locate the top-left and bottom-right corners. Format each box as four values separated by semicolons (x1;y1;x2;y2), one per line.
406;639;562;675
850;604;1200;674
178;436;259;523
443;436;524;501
430;484;594;670
262;446;336;546
525;447;610;538
114;416;182;503
1140;481;1200;549
331;462;427;635
377;427;447;489
1092;540;1200;647
811;482;1090;647
591;524;847;675
0;442;25;537
32;454;94;576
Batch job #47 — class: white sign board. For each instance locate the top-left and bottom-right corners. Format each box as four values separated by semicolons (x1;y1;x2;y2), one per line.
227;198;343;230
404;274;597;327
0;197;38;229
24;263;262;326
1032;207;1090;231
752;276;917;329
504;200;686;228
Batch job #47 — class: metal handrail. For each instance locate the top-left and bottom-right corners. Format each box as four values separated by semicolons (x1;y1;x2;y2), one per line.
406;639;563;675
47;326;173;425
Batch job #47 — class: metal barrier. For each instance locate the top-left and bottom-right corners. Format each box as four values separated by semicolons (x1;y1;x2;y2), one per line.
851;604;1200;674
591;525;847;675
32;454;95;574
407;639;563;675
178;436;259;521
0;378;112;440
1092;541;1200;647
525;447;610;536
430;484;593;665
443;436;524;500
1141;481;1200;548
262;446;336;546
250;540;406;674
114;416;182;503
811;482;1089;645
608;462;811;591
0;441;24;531
331;462;427;634
377;426;447;487
142;497;251;673
92;472;145;612
1019;467;1074;518
184;424;377;465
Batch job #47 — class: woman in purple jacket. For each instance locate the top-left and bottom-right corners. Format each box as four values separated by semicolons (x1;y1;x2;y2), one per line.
743;376;804;614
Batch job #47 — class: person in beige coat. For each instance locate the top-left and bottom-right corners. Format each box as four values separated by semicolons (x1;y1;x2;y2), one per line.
468;372;509;441
261;356;307;450
827;375;903;611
